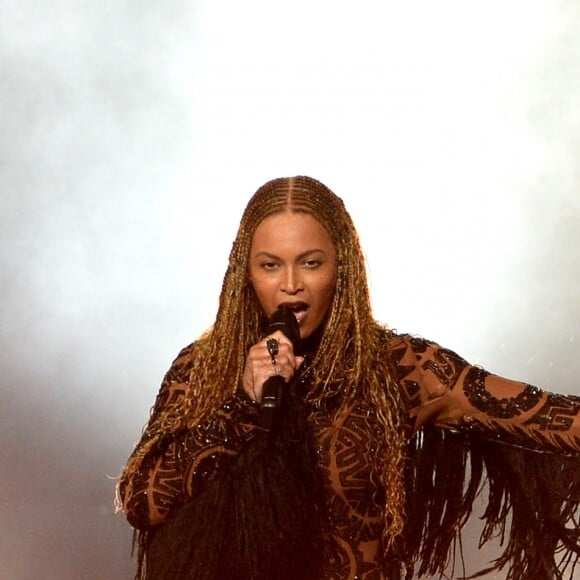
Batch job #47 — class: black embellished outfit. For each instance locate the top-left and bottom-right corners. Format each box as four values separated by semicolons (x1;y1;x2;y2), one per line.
119;333;580;579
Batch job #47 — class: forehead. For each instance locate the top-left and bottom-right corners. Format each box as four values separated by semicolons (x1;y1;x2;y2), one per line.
250;211;334;252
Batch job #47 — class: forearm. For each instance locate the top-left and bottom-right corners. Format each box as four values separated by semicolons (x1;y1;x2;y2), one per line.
439;367;580;454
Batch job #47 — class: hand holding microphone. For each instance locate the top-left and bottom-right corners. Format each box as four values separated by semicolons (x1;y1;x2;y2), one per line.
241;307;303;428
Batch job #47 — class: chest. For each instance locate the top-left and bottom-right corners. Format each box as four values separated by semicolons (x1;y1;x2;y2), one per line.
307;403;386;535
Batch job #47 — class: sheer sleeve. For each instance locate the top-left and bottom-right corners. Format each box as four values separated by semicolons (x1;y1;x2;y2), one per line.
387;333;580;579
389;334;580;454
119;343;264;530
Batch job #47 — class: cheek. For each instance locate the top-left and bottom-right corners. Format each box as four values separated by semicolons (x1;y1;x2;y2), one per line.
250;277;276;309
316;277;337;310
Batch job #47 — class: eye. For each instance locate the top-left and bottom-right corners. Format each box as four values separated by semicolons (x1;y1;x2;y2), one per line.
303;259;321;269
260;261;279;271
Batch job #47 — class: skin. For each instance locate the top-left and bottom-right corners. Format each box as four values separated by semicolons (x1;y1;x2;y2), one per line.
242;211;338;401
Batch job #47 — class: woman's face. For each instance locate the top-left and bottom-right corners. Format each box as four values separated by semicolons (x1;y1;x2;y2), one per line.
248;212;338;339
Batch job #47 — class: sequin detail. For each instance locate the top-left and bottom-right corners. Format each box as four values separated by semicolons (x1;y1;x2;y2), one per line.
463;367;542;418
120;333;580;577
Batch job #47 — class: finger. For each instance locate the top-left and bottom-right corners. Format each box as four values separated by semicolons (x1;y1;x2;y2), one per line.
266;351;296;373
265;336;279;359
265;330;294;351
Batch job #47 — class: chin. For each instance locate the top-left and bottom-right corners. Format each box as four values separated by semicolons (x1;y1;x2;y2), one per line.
300;321;321;340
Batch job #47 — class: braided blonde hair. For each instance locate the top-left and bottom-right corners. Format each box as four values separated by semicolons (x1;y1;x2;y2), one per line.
120;175;406;546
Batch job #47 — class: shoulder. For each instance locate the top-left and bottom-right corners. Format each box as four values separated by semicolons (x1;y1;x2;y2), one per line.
383;331;469;372
366;325;424;358
164;335;212;384
163;342;195;382
384;331;459;354
383;331;433;358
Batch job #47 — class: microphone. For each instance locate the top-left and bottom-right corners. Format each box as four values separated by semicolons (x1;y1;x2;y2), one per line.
260;306;301;430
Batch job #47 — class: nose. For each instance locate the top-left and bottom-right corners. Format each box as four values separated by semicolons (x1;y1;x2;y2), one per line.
281;266;304;295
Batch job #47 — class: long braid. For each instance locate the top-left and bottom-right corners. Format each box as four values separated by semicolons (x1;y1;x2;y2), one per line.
119;175;407;548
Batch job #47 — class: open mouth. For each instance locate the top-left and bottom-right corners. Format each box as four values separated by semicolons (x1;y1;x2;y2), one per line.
278;301;309;324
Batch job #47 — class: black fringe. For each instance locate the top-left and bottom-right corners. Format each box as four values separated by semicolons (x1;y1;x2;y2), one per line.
135;387;327;580
131;421;579;579
399;427;580;580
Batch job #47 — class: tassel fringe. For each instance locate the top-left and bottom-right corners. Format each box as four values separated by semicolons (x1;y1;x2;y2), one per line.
134;388;327;580
129;423;579;579
400;427;580;579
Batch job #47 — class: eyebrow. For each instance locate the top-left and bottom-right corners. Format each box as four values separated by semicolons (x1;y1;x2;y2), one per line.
252;249;327;260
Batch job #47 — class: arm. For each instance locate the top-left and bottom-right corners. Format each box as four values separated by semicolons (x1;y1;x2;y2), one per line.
119;344;264;530
389;334;580;579
389;334;580;454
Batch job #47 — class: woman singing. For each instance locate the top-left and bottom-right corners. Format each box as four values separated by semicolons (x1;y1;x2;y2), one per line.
117;176;580;579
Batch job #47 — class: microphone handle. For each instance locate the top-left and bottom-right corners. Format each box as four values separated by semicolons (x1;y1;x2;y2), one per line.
258;306;301;430
260;375;285;430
